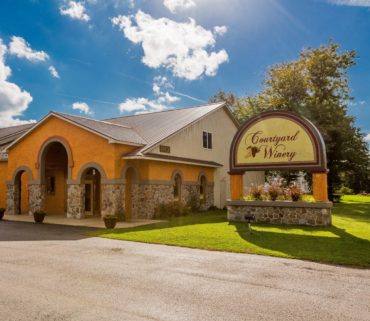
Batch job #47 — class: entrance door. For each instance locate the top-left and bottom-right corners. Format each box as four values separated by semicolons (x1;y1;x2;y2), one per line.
84;181;94;216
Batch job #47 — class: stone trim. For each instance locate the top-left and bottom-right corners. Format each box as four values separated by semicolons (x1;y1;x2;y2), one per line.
227;200;333;208
121;164;140;183
140;179;214;186
10;166;34;184
75;162;107;184
37;136;74;183
227;200;332;226
171;169;184;182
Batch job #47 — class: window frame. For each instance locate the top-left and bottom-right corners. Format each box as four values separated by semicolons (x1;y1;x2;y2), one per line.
202;131;213;149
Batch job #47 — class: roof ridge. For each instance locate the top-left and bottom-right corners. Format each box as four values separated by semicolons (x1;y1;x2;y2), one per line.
52;111;133;129
103;102;224;121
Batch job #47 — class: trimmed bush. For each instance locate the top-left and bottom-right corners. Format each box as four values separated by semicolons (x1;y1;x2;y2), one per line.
154;201;190;218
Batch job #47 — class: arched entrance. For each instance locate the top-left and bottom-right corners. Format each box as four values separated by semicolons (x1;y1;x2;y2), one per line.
124;167;137;221
81;168;101;216
13;170;30;214
41;142;68;215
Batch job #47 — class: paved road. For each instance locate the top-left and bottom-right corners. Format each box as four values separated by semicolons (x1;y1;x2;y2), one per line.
0;221;369;321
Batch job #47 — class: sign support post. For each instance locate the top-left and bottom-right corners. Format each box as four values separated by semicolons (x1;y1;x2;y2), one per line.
230;173;243;201
312;172;328;201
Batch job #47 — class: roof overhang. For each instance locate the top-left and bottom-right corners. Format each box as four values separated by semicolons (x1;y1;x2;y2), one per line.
122;153;222;168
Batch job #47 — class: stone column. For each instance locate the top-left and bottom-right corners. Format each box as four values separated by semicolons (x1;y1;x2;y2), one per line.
29;183;45;214
101;183;124;217
131;183;140;219
6;183;17;215
137;183;173;219
67;184;84;219
205;182;214;209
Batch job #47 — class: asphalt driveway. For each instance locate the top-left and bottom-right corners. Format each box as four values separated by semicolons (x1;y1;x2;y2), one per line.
0;220;369;321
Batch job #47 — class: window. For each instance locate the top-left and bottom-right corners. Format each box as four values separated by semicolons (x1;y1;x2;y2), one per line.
173;174;182;201
159;145;171;153
202;131;212;149
199;175;206;203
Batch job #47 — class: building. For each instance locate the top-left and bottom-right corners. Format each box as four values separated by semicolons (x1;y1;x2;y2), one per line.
0;103;263;219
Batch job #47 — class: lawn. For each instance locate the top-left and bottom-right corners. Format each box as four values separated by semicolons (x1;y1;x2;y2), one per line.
89;195;370;267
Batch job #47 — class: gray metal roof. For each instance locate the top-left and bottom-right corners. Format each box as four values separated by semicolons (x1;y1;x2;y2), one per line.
105;102;225;153
53;112;146;145
2;103;228;158
0;123;34;152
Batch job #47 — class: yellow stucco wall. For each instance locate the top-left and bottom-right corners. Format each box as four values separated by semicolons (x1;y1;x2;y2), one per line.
44;169;65;215
2;115;215;215
0;162;7;208
125;159;214;182
7;115;137;181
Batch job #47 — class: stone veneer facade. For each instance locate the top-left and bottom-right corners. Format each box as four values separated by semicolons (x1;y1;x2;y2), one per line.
227;200;332;226
6;179;215;219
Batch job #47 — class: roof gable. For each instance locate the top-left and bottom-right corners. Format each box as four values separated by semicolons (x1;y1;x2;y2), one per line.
105;102;231;154
6;112;146;151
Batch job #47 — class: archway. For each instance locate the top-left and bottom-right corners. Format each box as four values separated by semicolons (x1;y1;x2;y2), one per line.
199;175;207;205
125;167;136;221
172;172;182;202
41;142;68;215
13;170;30;214
81;167;101;216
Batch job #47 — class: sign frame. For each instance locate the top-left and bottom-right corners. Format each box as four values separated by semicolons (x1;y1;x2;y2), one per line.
229;111;327;174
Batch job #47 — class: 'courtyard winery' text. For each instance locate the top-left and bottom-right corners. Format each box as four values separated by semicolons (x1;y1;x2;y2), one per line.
245;130;300;161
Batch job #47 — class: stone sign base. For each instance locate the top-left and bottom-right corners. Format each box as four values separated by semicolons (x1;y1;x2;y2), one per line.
227;200;332;226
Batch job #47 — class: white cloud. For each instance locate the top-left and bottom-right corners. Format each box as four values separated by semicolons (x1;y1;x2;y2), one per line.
0;39;35;127
119;97;166;113
213;25;227;36
60;1;90;21
329;0;370;6
365;133;370;142
112;11;228;80
152;76;179;103
72;102;93;115
8;36;49;62
48;66;60;79
118;76;180;114
163;0;196;13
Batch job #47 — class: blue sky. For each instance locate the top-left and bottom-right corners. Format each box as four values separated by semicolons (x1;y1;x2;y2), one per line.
0;0;369;143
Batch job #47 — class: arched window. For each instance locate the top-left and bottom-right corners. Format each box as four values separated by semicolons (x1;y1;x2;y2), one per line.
199;175;207;203
173;174;182;201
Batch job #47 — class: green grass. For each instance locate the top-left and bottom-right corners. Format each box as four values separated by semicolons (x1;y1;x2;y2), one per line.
89;195;370;268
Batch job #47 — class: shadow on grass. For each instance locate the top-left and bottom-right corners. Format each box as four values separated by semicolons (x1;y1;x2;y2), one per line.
231;222;370;267
89;201;370;267
333;203;370;223
93;211;226;235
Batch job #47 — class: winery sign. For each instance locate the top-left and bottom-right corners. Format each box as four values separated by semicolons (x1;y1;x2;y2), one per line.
229;111;327;173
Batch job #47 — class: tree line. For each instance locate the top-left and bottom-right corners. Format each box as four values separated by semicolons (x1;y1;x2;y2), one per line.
210;41;370;197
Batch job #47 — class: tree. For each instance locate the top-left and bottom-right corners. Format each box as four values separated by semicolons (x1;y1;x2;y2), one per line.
210;41;370;196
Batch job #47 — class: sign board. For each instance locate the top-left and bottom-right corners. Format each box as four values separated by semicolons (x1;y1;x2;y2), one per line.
230;111;327;173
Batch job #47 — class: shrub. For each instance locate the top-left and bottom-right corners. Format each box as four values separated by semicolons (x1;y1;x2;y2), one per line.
187;190;200;211
288;184;304;201
154;201;190;218
208;205;219;211
249;184;264;200
268;184;282;201
336;185;354;195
